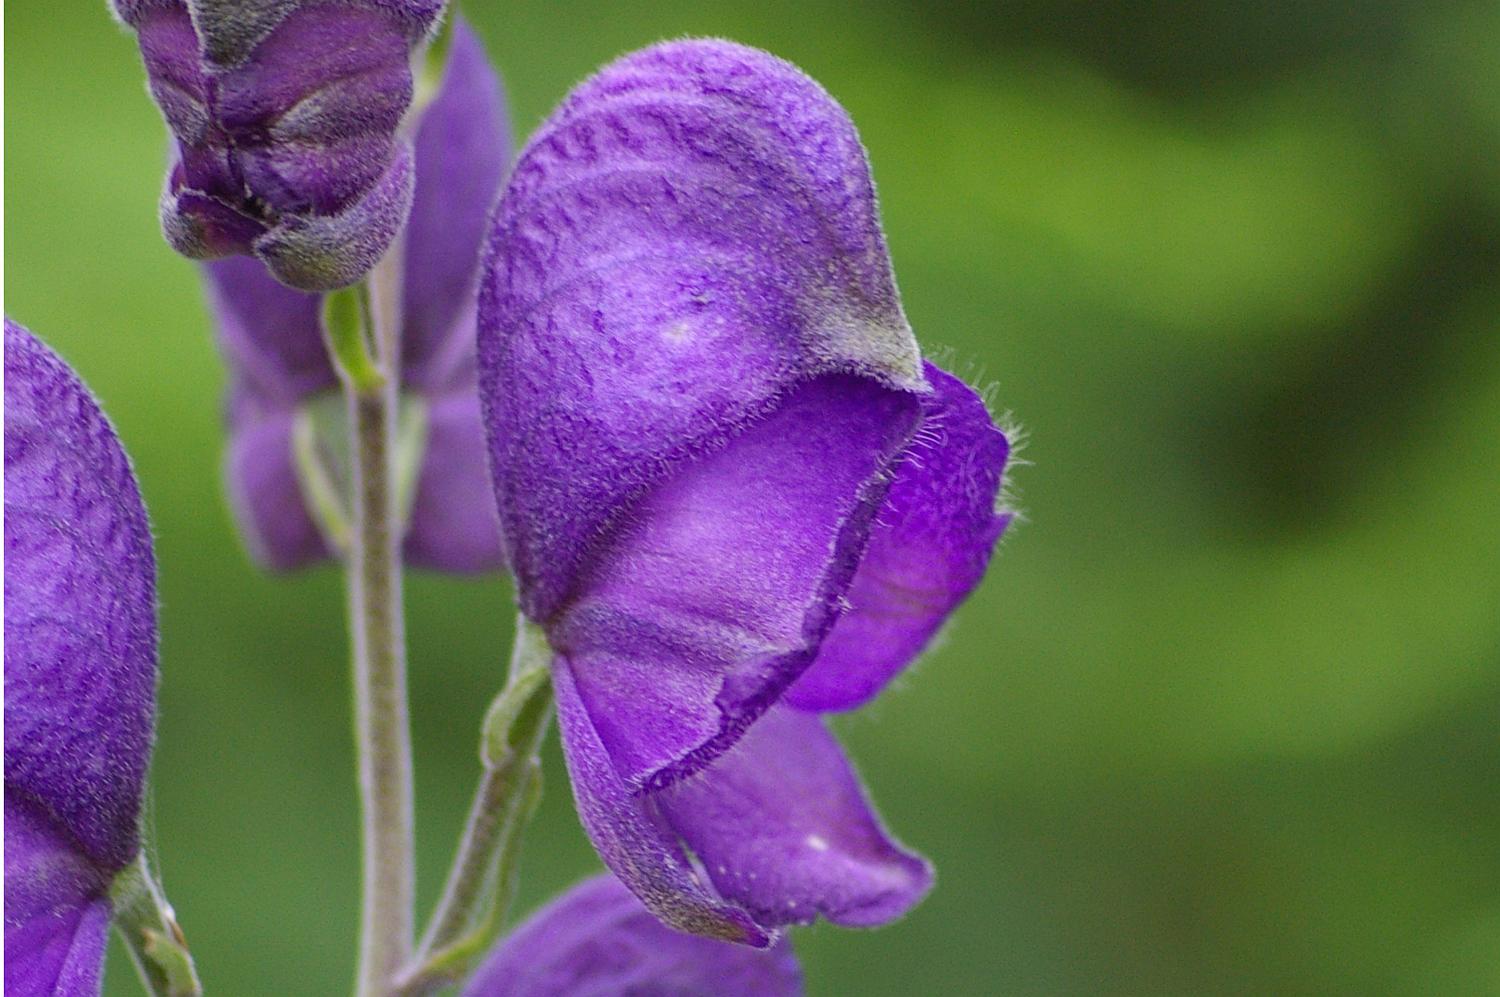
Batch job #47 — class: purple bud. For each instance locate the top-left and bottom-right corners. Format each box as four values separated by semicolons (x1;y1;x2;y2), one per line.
4;320;159;991
114;0;443;290
205;19;508;573
478;40;1011;943
461;875;802;996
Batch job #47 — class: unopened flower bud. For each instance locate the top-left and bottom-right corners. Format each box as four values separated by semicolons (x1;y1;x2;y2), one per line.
114;0;443;290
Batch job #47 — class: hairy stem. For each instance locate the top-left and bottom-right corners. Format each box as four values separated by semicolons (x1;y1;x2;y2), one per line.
348;382;415;995
328;262;416;996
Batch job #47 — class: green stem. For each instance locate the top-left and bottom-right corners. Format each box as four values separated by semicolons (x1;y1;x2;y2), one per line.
111;854;202;997
329;264;416;996
392;620;554;996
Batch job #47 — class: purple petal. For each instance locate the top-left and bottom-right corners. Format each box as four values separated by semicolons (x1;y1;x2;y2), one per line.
402;19;510;388
161;164;268;260
479;38;928;620
551;375;918;790
224;395;329;570
163;1;442;70
210;5;410;143
124;1;213;144
403;387;505;573
787;363;1011;712
204;258;333;571
202;255;332;404
253;139;416;291
556;655;929;943
4;322;157;873
162;146;271;257
658;706;932;930
234;132;394;218
3;798;111;997
461;874;802;997
552;658;772;947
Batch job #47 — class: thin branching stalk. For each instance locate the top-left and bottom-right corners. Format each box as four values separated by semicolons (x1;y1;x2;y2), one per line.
392;621;554;996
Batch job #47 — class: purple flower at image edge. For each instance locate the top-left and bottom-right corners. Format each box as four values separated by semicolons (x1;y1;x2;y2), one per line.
204;17;508;573
4;321;159;993
479;39;1012;946
462;875;802;996
112;0;444;290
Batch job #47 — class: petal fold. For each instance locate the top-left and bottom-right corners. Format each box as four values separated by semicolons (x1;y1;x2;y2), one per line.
555;657;931;944
552;375;918;789
461;874;802;997
251;140;416;291
787;363;1011;712
118;0;441;289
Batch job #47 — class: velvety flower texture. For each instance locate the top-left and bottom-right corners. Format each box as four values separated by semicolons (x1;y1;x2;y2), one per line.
4;321;159;994
209;19;507;572
462;875;801;996
113;0;443;290
479;40;1011;945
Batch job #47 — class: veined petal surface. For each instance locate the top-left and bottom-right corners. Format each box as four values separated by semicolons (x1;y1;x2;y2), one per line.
4;321;157;873
479;38;928;620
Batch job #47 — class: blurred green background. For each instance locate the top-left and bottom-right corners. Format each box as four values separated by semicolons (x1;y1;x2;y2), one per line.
7;1;1500;993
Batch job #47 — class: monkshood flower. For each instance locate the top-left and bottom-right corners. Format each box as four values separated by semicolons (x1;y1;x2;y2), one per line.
208;19;507;571
462;875;802;996
113;0;443;290
4;321;158;993
479;40;1012;945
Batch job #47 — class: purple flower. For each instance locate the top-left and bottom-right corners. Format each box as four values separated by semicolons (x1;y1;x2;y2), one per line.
478;40;1011;945
113;0;444;290
4;321;159;992
208;19;508;572
461;875;802;996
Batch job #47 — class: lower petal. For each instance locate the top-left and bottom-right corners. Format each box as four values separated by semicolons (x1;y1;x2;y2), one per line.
553;656;772;947
202;255;331;405
3;796;111;996
461;874;801;996
225;406;328;571
657;706;932;929
785;363;1010;712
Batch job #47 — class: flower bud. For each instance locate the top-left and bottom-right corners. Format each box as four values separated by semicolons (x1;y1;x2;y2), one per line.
114;0;443;290
207;19;508;573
